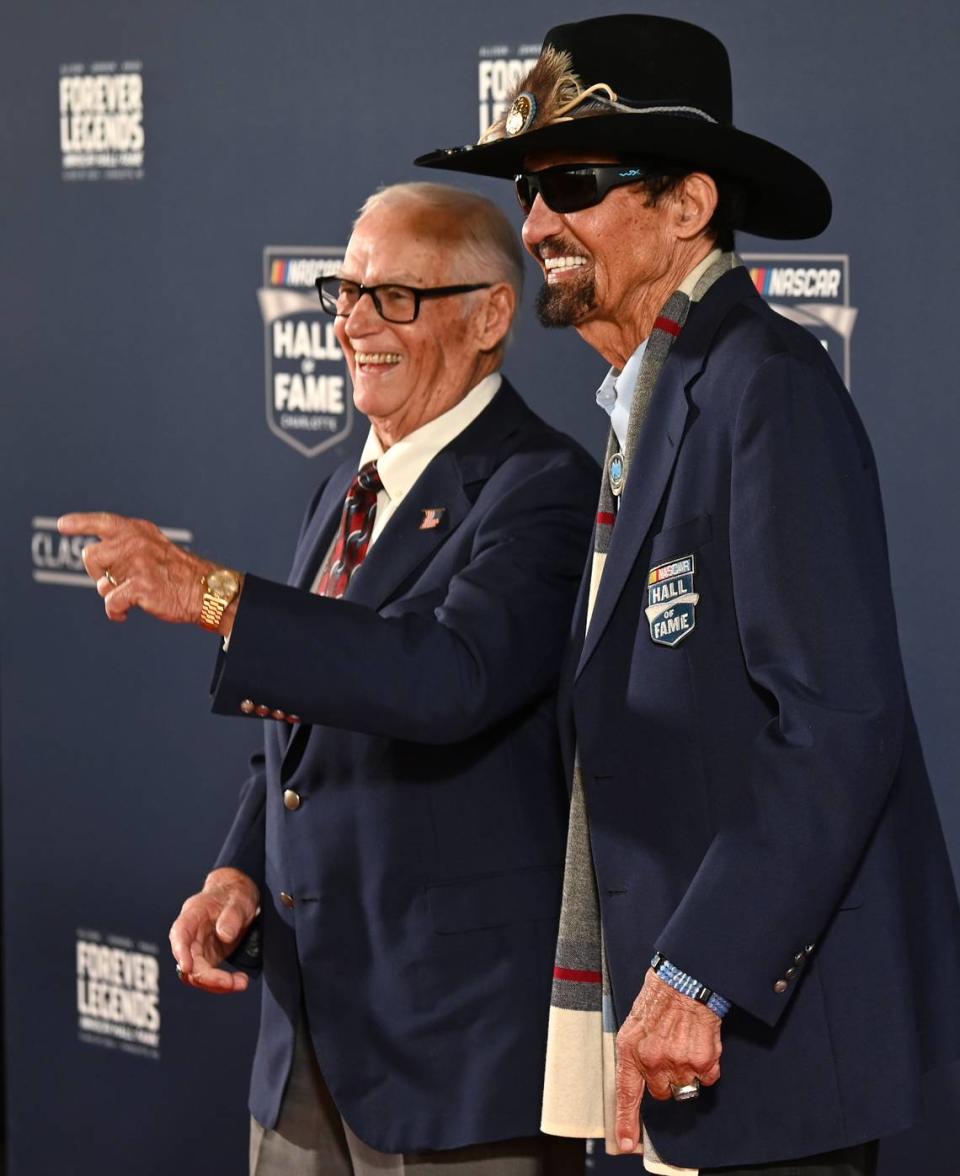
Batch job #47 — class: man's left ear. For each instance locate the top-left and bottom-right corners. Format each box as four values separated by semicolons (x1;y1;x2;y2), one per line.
675;173;719;241
476;283;516;352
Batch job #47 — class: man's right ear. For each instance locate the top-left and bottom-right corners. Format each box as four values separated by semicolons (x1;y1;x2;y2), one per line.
477;283;516;351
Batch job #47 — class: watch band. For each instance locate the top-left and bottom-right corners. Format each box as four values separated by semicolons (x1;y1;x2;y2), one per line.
200;591;229;631
651;951;732;1018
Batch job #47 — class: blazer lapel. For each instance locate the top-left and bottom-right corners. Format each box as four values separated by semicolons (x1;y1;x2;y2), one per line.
342;380;527;610
344;449;473;610
575;359;691;679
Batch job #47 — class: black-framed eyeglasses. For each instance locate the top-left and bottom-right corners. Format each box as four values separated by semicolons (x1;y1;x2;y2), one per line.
316;276;492;324
515;163;675;216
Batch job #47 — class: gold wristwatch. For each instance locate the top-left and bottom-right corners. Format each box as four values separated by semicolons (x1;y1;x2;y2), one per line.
200;567;241;631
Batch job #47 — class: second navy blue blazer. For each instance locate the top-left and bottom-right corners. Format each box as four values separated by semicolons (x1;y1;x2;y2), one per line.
210;382;598;1153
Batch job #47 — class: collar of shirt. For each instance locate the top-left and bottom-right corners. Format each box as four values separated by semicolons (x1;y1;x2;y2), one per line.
595;342;647;453
358;371;502;545
594;248;722;453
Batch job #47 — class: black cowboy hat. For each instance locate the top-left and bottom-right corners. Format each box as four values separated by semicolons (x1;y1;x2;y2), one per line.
415;14;831;240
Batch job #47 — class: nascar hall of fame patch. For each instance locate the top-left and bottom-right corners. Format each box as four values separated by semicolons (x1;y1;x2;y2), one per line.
30;516;193;588
259;247;353;458
645;554;699;647
76;929;161;1059
743;254;858;388
59;60;145;182
477;43;540;138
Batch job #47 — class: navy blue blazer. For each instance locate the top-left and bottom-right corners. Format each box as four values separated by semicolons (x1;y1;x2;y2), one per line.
565;267;960;1167
210;382;598;1152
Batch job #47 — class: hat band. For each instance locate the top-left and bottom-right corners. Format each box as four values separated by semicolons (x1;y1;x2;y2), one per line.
599;99;718;124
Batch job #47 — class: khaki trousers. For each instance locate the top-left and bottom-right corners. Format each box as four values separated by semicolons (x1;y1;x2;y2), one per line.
250;1016;584;1176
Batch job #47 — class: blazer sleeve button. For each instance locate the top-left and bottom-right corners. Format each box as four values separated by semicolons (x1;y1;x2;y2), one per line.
240;699;255;714
773;979;789;994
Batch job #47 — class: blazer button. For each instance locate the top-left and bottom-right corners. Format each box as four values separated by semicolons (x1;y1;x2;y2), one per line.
773;979;789;994
279;891;295;909
240;699;255;715
255;704;271;717
283;789;301;811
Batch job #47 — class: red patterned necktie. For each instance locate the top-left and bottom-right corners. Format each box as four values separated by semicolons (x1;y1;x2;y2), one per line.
315;461;384;598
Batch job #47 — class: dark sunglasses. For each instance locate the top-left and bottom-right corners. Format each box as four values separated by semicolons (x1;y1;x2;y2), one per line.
515;163;673;216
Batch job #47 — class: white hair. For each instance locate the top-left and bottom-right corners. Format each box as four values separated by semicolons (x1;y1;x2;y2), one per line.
355;182;524;347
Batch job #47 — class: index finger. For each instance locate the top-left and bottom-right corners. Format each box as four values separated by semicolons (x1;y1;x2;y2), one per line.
58;512;122;537
614;1050;646;1154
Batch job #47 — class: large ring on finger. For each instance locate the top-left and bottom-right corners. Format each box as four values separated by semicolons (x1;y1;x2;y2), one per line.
670;1079;701;1101
104;569;119;588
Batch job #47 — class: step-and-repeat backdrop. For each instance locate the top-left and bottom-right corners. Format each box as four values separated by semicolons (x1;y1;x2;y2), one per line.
2;2;957;1172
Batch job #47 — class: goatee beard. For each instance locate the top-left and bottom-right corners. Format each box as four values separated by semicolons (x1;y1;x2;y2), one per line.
535;274;597;328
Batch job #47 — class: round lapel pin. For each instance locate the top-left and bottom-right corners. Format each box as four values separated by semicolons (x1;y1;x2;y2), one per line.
608;451;626;496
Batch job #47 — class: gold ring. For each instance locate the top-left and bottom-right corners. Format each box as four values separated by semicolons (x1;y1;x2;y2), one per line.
104;569;119;588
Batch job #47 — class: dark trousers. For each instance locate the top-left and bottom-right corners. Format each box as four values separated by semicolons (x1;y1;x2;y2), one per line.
703;1141;878;1176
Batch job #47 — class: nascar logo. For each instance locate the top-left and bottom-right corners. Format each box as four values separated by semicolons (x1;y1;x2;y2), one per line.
749;265;841;299
743;253;857;388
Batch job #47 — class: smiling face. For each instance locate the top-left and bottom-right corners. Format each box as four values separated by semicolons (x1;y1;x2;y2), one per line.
334;201;510;448
520;151;718;366
521;151;678;328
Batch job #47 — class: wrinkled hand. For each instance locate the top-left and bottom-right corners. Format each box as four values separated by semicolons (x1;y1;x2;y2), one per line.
57;511;217;625
169;868;261;994
615;968;722;1154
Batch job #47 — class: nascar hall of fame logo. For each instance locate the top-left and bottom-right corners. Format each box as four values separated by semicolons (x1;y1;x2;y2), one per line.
31;516;193;588
59;60;145;182
76;929;160;1059
477;43;540;138
743;254;858;388
258;247;353;458
645;554;699;647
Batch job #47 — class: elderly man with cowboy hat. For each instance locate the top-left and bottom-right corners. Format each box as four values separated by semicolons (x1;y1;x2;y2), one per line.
417;13;960;1176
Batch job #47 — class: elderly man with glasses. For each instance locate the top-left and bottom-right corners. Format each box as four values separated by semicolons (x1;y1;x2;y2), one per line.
59;181;595;1175
417;13;960;1176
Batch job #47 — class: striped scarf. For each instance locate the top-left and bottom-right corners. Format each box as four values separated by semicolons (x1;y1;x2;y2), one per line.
541;252;738;1173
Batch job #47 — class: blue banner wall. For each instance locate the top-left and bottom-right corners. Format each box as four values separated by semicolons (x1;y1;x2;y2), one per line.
2;2;957;1172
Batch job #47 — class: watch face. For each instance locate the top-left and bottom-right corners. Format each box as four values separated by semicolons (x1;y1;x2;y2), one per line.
206;569;239;599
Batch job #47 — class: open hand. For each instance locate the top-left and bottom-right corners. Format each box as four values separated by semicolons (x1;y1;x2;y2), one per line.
169;868;261;995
